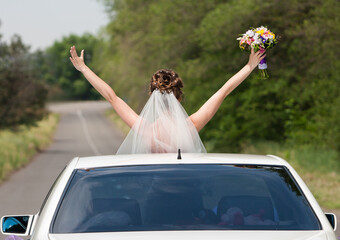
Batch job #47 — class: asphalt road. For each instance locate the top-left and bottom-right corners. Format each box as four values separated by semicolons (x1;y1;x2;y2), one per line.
0;101;125;238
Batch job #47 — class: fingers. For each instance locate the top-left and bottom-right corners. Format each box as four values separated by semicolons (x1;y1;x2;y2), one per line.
80;49;84;59
256;51;266;59
251;47;254;55
255;50;264;56
260;54;266;60
70;46;77;59
70;45;78;59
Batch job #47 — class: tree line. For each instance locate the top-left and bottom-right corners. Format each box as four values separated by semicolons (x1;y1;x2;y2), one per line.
1;0;339;156
95;0;340;153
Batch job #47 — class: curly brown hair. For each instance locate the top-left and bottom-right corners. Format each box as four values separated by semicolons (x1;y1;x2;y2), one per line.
149;69;184;101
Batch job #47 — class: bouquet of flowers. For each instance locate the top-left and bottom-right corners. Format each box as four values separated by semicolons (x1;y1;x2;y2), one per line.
237;26;277;78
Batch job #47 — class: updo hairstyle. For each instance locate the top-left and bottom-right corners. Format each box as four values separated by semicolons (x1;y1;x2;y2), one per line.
150;69;184;101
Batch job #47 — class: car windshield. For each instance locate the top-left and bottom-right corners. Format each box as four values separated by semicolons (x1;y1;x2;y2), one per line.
51;164;320;233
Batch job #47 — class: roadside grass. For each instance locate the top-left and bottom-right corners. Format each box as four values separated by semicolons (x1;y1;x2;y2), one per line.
0;113;59;182
105;109;130;135
241;141;340;209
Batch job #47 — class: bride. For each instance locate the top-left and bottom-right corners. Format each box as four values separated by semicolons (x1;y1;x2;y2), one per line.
69;46;265;154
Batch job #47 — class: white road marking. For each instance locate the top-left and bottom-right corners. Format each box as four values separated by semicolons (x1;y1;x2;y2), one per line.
77;109;101;155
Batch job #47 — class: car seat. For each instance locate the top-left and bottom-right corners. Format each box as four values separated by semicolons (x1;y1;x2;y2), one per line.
217;195;274;221
143;178;203;225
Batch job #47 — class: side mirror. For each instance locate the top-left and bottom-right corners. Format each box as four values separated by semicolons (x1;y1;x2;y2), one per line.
325;213;337;231
1;215;34;236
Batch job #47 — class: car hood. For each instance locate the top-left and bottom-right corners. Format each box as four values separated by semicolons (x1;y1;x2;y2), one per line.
49;230;330;240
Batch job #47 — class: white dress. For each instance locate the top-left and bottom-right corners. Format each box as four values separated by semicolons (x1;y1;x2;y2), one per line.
116;90;206;154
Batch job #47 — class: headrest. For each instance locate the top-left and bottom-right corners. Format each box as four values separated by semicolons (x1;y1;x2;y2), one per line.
91;198;141;225
217;195;274;220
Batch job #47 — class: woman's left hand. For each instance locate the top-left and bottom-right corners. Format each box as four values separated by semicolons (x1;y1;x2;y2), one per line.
247;48;266;69
69;46;87;73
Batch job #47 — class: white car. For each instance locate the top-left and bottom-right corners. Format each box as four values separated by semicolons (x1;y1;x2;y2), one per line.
1;153;338;240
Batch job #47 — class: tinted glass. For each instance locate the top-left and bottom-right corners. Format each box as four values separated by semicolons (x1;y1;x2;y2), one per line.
52;164;320;233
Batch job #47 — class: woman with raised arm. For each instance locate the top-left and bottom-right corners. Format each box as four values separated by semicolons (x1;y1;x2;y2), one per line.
69;46;265;154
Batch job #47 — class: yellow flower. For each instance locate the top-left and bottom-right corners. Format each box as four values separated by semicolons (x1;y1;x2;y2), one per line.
267;31;275;39
257;29;264;35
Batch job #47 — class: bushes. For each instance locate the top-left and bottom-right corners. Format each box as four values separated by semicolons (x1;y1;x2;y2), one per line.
0;35;47;129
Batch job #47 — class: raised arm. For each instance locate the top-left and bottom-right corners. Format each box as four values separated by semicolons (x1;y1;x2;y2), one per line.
69;46;138;128
189;48;266;132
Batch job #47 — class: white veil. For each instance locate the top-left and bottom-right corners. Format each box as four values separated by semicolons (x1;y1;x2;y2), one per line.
116;90;206;154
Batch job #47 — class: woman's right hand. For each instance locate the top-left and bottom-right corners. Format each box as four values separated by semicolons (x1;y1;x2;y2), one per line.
69;45;87;73
247;47;266;70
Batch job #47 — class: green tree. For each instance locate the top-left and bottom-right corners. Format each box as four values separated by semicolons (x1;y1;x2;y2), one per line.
97;0;222;109
96;0;340;153
43;33;100;100
0;33;47;128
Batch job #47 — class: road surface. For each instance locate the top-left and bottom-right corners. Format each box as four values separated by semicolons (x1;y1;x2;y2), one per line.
0;101;125;238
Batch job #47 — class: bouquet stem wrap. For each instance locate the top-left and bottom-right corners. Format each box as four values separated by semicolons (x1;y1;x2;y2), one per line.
258;57;269;78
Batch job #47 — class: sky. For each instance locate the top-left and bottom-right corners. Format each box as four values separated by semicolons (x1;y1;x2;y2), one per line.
0;0;109;51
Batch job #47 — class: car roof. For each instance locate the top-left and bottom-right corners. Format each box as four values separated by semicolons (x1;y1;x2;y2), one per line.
73;153;288;169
